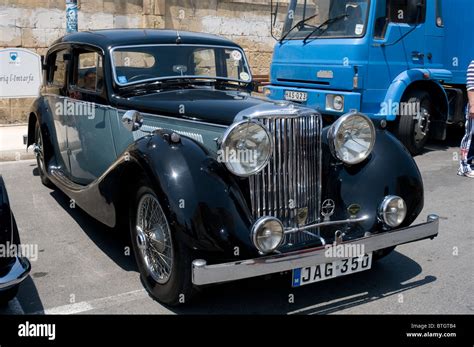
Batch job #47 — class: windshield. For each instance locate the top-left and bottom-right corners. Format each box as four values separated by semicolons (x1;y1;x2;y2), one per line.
279;0;370;40
111;45;252;86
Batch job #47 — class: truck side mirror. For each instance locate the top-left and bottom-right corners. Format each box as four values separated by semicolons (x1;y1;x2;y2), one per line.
270;0;280;40
406;0;425;23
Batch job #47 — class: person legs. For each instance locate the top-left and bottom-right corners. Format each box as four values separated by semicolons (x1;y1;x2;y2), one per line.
459;107;474;175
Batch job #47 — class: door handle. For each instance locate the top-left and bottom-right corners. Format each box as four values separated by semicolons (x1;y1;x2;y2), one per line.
411;51;424;61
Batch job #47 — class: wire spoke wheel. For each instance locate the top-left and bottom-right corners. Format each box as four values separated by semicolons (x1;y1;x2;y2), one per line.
136;194;174;284
35;125;45;173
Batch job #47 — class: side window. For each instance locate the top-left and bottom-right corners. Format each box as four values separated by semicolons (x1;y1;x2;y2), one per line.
374;0;426;39
192;49;217;76
388;0;426;25
49;50;67;87
73;51;104;93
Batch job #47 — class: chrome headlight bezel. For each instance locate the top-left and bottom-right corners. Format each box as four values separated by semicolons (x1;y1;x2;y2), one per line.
378;195;407;228
219;120;273;177
328;111;376;165
251;216;285;254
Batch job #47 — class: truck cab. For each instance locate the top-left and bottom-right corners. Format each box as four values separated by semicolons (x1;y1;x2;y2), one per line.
266;0;473;154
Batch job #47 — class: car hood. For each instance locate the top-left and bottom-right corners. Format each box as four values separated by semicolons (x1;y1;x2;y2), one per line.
113;88;267;126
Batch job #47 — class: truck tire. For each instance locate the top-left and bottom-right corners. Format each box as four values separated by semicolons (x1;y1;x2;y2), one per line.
395;90;433;155
34;121;54;188
129;182;196;306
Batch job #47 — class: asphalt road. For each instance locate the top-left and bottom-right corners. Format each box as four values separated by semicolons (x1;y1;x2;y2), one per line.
0;139;473;315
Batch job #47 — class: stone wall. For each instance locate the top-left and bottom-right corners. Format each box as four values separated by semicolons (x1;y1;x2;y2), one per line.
0;0;275;123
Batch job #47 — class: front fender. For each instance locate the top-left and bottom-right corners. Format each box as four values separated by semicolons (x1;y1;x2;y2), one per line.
126;131;257;258
378;69;450;121
321;127;424;237
0;176;12;247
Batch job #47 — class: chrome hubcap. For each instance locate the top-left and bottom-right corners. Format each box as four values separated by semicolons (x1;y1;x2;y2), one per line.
413;107;431;143
136;194;173;284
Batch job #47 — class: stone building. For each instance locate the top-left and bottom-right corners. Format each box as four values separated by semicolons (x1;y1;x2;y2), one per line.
0;0;275;123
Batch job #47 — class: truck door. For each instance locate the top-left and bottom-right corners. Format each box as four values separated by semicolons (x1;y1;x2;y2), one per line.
368;0;428;89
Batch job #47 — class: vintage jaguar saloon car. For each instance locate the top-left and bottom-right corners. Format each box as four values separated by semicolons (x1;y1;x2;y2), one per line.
28;29;439;305
0;175;31;304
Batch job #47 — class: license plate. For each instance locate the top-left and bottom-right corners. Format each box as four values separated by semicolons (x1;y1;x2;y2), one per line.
284;90;308;102
292;253;373;287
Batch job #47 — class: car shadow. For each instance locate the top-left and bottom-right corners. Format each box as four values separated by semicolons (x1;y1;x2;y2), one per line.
169;250;436;314
48;188;137;273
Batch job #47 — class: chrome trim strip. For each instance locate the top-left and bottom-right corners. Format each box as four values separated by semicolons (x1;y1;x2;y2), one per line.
0;257;31;290
283;215;370;234
191;215;439;285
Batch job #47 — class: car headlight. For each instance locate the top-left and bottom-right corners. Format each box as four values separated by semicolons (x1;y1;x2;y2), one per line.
326;94;344;112
219;120;272;177
379;196;407;228
328;112;376;165
251;217;284;254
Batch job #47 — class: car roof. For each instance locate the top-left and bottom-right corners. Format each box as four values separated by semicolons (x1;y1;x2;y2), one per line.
50;29;242;52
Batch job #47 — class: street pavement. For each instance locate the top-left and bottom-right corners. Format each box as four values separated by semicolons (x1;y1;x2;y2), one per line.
0;136;472;315
0;124;35;162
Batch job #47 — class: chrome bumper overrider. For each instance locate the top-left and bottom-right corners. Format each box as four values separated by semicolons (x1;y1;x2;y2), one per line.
0;257;31;290
192;215;439;285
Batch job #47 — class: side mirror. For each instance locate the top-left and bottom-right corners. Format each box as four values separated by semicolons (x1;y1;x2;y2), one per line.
41;55;48;70
406;0;425;23
270;0;280;40
122;110;143;132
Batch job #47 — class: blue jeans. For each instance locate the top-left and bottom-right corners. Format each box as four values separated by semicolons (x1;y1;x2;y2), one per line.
460;106;474;173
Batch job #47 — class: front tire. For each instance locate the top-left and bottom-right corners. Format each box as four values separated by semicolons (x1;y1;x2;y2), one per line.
394;90;433;155
129;183;196;306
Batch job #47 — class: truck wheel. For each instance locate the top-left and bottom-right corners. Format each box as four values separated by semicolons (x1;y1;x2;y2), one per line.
129;183;196;306
373;246;396;261
34;121;54;188
395;90;433;155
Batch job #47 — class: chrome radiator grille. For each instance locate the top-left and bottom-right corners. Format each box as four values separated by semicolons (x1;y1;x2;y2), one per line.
249;113;322;245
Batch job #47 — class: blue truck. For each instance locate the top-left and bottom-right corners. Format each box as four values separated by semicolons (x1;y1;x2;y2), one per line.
265;0;473;154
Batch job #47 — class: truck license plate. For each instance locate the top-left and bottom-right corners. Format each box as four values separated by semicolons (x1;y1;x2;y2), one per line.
284;90;308;102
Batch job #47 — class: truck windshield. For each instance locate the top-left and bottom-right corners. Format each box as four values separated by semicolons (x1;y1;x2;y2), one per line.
111;45;252;86
279;0;370;40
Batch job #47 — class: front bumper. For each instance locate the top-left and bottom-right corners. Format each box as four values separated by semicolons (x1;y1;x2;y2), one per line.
192;215;439;286
0;257;31;290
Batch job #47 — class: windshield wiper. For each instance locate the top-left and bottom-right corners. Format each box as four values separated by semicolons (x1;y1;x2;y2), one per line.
118;80;164;96
302;13;349;43
118;77;245;96
280;12;320;42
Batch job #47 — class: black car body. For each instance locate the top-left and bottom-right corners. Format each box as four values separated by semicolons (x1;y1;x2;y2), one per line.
0;175;31;303
28;29;439;305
